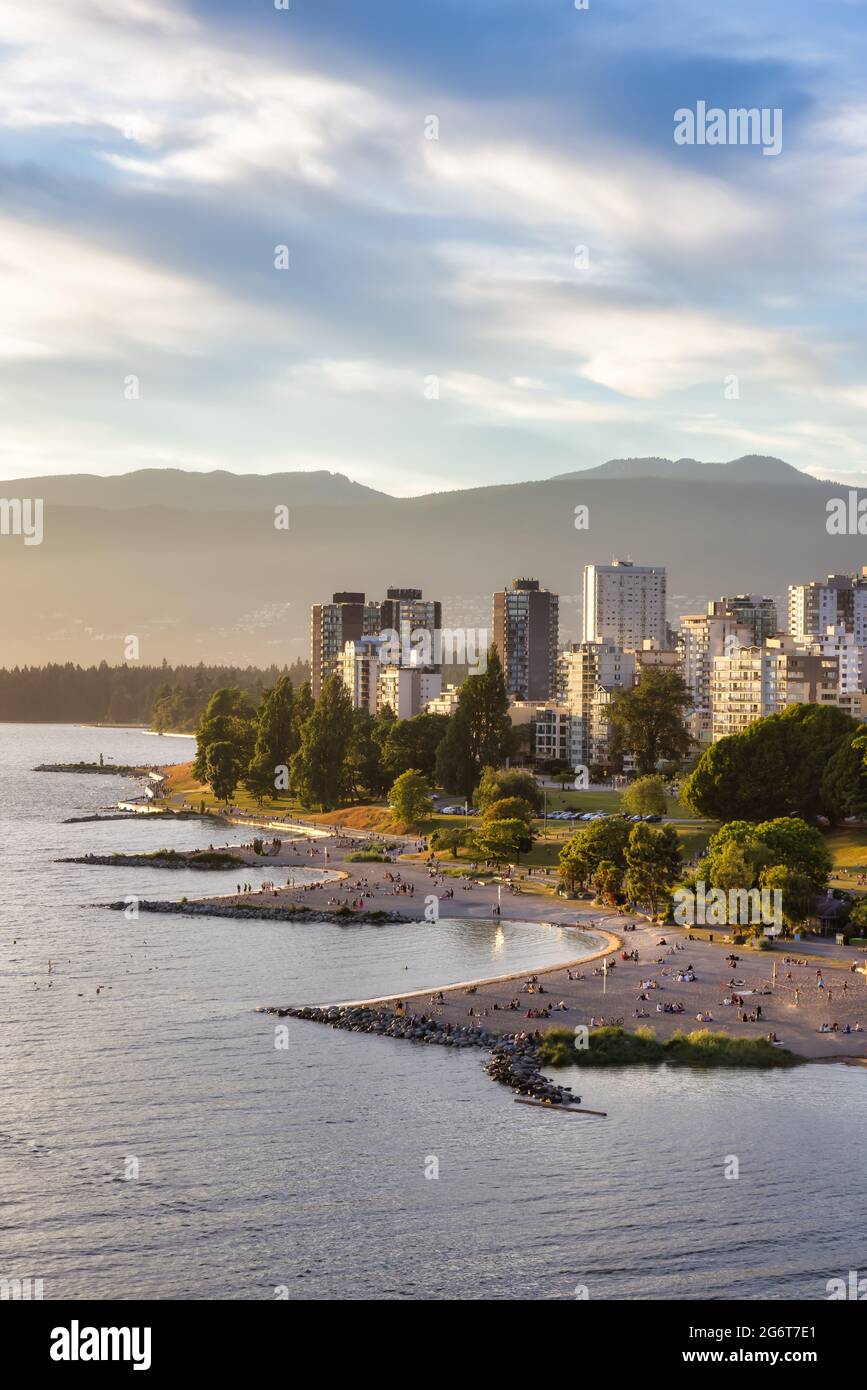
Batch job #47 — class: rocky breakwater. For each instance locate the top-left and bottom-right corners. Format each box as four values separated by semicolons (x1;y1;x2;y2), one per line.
262;1004;581;1106
484;1036;581;1105
103;900;413;925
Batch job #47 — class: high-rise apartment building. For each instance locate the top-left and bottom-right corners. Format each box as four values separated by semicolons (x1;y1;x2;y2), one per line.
311;586;443;698
710;635;840;741
788;571;867;645
582;561;667;649
378;588;442;667
492;578;559;701
720;594;779;645
805;624;863;697
310;592;381;698
557;641;636;766
340;635;386;715
377;664;442;720
679;603;754;745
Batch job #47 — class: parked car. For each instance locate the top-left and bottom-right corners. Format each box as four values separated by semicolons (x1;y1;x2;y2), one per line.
643;813;663;823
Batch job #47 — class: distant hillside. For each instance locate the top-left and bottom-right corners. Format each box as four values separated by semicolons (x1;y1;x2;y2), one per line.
0;456;857;664
3;468;387;512
557;455;821;486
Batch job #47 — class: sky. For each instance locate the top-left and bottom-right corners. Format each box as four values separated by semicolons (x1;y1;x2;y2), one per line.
2;0;867;495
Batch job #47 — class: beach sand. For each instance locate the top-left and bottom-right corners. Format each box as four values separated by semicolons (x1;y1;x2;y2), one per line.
153;811;867;1063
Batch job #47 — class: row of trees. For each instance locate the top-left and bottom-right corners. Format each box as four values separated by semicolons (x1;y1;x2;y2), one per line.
0;660;307;727
194;677;448;808
195;647;519;811
559;816;683;917
558;810;831;928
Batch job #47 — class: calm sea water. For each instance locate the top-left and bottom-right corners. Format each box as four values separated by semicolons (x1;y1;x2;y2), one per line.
1;724;865;1301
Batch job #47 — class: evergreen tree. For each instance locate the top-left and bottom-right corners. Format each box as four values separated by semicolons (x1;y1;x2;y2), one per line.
289;677;354;810
244;676;295;801
624;823;682;918
608;668;692;775
435;646;512;798
347;708;390;800
194;687;256;781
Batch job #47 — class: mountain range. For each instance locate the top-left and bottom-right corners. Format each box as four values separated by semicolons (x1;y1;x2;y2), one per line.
0;455;860;666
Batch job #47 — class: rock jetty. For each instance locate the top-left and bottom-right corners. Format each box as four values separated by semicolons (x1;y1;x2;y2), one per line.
261;1003;581;1106
34;762;155;775
103;899;412;925
63;849;244;869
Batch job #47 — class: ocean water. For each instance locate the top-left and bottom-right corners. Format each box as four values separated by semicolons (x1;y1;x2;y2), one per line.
1;723;865;1301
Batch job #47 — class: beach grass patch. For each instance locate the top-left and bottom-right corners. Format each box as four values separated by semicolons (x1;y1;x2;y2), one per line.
538;1025;799;1069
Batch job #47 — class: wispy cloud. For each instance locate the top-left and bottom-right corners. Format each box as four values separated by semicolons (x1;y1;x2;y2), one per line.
1;0;867;489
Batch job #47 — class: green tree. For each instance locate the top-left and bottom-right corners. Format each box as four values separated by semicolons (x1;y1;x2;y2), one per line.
699;817;830;894
558;817;632;891
243;758;277;806
592;858;623;905
474;767;543;814
289;676;354;810
388;769;434;829
607;668;692;775
435;646;513;798
481;796;535;827
710;840;755;893
346;708;390;801
621;773;667;816
205;740;243;804
683;703;857;822
244;675;296;804
820;730;867;823
473;817;534;864
761;865;817;933
847;897;867;937
624;823;682;918
254;675;295;767
289;680;314;759
194;687;256;782
381;712;450;782
429;826;468;859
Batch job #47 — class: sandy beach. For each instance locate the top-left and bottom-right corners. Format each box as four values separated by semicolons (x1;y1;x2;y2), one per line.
133;806;867;1063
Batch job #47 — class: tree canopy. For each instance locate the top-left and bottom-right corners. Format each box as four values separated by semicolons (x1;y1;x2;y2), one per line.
682;703;858;822
607;667;692;775
435;646;513;798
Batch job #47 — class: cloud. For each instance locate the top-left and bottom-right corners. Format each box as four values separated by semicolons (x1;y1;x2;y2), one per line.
0;214;276;360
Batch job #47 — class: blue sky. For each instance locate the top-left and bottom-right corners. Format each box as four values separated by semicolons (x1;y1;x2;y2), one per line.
2;0;867;494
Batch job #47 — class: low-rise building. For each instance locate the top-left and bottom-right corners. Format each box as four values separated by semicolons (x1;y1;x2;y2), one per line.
378;664;442;720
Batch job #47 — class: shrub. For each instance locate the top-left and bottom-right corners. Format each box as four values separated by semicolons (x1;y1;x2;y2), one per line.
538;1025;798;1069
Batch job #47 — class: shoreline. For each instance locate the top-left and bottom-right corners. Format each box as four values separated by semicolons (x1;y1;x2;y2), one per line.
67;760;867;1065
303;928;618;1009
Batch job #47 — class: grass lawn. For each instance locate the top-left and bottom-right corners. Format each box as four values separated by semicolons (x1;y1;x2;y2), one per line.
161;762;713;860
826;828;867;869
825;828;867;894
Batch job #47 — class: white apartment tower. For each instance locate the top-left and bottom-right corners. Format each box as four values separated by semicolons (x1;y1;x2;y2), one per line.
582;561;667;649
